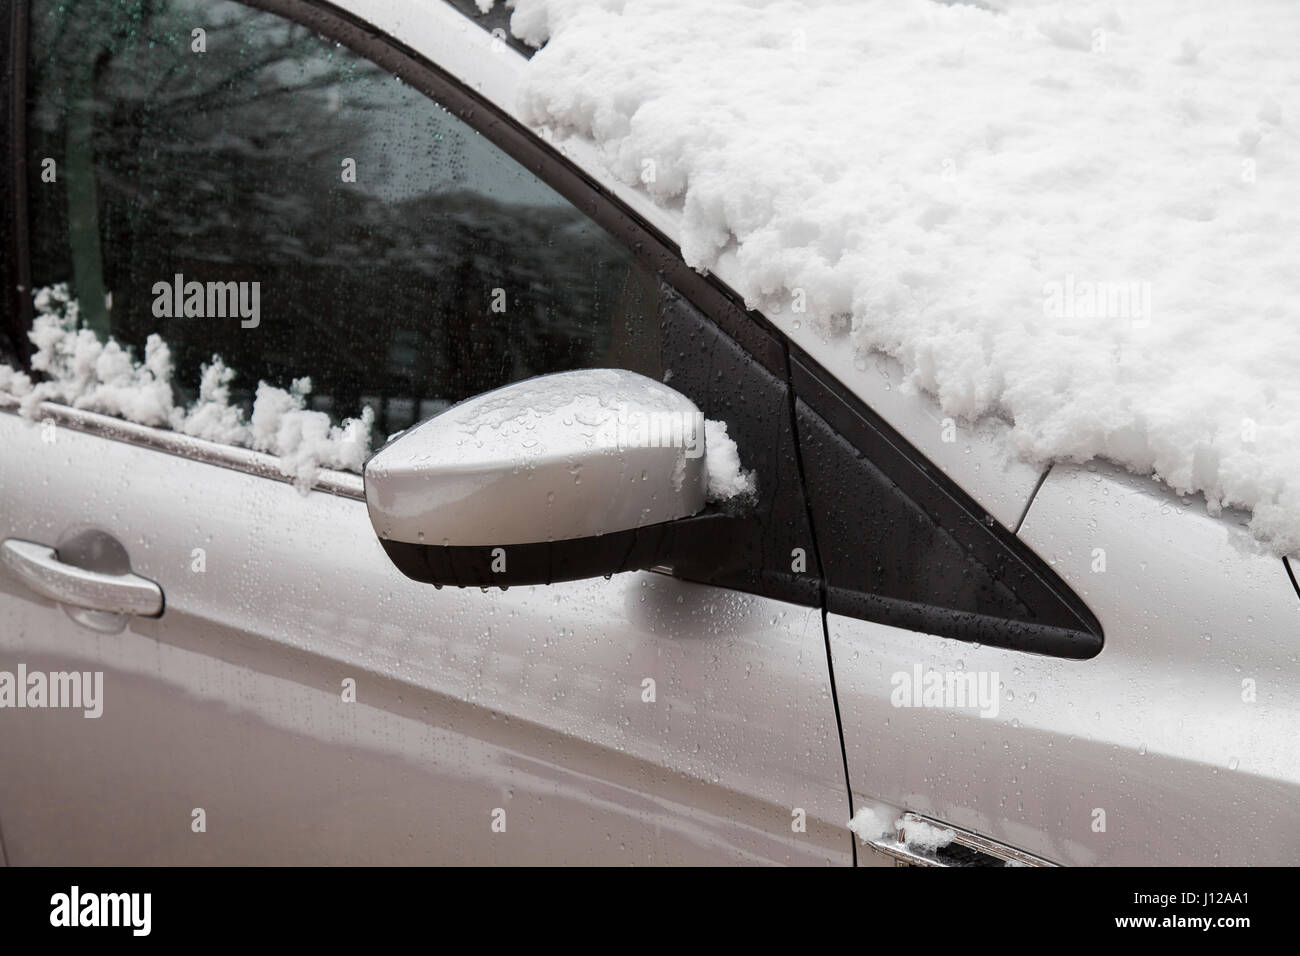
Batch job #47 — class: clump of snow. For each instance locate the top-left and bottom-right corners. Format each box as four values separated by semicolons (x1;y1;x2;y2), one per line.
499;0;1300;553
21;285;175;427
847;804;897;844
0;363;32;398
0;285;374;491
246;378;372;485
703;418;756;503
899;817;957;853
849;805;956;854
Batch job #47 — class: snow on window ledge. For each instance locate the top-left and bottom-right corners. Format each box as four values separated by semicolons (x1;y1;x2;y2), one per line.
1;286;759;506
1;285;373;493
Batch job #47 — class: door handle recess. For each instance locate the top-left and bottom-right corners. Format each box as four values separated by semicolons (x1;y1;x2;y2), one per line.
1;538;163;617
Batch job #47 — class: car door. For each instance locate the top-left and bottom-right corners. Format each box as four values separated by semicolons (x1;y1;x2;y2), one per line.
0;0;850;864
791;349;1300;865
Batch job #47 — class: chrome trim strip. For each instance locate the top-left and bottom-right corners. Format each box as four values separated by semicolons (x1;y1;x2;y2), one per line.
866;812;1059;867
0;395;365;500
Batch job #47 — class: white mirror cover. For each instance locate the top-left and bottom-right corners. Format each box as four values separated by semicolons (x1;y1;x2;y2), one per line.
364;369;708;547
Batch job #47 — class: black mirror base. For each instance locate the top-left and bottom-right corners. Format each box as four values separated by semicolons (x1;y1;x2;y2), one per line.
378;507;746;589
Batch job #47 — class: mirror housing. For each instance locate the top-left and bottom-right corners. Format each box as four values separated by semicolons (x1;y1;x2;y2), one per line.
364;369;724;586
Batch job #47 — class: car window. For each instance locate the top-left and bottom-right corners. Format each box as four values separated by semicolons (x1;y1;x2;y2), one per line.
24;0;661;443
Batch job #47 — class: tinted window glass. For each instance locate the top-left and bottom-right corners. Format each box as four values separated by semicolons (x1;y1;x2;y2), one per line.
26;0;660;440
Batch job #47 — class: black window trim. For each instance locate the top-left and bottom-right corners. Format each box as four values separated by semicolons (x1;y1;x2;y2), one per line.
4;0;32;366
792;352;1103;657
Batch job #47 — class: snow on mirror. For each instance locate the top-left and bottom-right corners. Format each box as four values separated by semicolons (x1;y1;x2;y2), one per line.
363;369;748;587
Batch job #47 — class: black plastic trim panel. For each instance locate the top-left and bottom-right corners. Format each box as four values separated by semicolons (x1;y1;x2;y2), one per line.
792;352;1103;658
658;284;819;607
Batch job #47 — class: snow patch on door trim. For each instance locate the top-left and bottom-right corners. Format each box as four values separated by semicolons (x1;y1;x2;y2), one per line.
0;396;364;500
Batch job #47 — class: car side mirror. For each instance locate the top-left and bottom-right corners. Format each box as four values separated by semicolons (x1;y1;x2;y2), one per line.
364;369;729;587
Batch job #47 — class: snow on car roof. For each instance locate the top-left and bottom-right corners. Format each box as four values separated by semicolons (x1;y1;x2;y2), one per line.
489;0;1300;554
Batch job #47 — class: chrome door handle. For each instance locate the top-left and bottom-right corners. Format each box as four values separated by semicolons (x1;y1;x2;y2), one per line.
0;538;163;617
865;812;1057;867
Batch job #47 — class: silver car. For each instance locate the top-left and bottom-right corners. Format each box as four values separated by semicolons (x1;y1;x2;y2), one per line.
0;0;1295;866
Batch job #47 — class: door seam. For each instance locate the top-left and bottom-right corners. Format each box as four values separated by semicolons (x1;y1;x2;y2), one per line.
782;344;856;866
